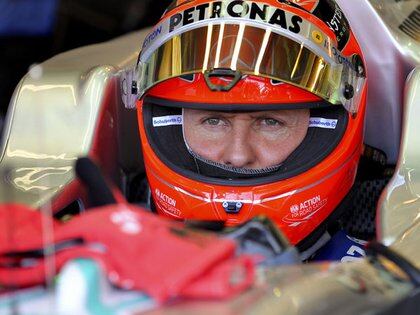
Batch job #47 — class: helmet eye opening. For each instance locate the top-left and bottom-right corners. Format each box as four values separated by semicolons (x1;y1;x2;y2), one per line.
142;96;349;187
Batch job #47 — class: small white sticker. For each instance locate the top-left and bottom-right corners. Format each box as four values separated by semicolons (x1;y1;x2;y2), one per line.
152;115;183;127
309;117;338;129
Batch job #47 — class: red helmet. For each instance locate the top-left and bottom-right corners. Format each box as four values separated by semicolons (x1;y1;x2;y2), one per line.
134;0;367;247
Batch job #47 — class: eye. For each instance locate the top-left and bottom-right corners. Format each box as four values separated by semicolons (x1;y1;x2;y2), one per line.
203;117;225;126
261;118;282;126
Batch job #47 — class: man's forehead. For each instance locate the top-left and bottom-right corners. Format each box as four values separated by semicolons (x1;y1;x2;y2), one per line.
182;108;308;115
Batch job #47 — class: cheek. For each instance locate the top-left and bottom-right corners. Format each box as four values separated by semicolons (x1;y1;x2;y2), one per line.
184;126;226;159
253;125;308;165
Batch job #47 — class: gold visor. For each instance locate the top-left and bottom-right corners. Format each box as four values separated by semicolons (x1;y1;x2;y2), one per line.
137;21;365;113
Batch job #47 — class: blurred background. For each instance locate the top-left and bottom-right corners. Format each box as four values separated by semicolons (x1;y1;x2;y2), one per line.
0;0;173;117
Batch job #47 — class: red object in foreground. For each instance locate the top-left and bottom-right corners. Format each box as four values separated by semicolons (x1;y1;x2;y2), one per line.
0;203;254;303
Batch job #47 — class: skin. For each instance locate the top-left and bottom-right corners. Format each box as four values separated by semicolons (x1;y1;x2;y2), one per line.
183;108;310;169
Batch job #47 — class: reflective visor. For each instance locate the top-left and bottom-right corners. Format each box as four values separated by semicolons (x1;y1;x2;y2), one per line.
137;1;365;113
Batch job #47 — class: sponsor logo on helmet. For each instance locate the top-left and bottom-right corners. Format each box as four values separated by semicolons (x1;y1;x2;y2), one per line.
155;188;181;217
290;204;300;214
312;0;350;50
283;195;328;227
309;117;338;129
276;1;353;50
168;1;303;33
141;0;352;68
155;188;177;207
331;45;353;69
142;25;163;49
152;115;183;127
312;29;323;44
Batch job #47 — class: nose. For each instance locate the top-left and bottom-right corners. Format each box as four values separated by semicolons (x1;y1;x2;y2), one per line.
222;127;256;168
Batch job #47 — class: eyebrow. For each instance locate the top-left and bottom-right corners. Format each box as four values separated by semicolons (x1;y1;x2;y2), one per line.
187;109;295;116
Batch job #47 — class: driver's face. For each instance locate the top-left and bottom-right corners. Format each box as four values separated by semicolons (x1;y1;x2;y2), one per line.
183;108;310;169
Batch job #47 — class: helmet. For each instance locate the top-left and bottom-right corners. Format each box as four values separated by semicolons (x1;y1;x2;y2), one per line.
134;0;367;246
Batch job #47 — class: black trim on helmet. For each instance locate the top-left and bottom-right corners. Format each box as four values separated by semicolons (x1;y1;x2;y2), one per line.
147;96;333;111
143;96;349;187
